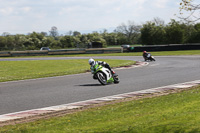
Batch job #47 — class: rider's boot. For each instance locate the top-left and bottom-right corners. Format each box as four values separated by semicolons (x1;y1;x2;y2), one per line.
111;70;116;76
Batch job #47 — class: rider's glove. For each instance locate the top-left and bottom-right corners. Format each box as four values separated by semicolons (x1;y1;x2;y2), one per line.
91;67;95;74
91;70;94;74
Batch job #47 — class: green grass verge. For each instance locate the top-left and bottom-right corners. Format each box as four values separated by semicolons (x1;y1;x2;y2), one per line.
1;86;200;132
0;59;135;82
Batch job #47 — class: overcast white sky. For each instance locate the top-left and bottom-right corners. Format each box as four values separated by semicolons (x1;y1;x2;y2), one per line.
0;0;181;35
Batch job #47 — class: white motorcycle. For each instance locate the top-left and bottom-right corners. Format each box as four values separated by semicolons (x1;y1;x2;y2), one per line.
92;64;119;85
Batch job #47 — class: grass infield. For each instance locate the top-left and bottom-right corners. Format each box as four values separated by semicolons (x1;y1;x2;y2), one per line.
1;86;200;132
0;59;135;82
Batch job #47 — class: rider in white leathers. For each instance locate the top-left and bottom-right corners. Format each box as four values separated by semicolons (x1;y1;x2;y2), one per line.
88;58;115;79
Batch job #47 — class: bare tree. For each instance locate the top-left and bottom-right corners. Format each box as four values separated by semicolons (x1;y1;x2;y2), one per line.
49;26;59;38
2;32;10;36
152;17;165;26
178;0;200;22
66;30;73;36
116;21;141;44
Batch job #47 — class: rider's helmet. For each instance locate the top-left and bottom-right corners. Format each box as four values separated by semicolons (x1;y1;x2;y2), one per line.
88;58;95;66
143;51;147;53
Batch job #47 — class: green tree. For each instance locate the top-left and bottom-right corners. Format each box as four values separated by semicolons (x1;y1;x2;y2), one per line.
73;31;81;36
79;35;89;44
60;36;74;48
101;30;118;46
187;23;200;43
179;23;195;43
165;19;184;44
30;32;47;49
21;32;50;50
12;34;26;50
48;37;61;49
87;32;107;47
0;36;6;50
141;22;166;45
5;36;15;50
115;32;130;45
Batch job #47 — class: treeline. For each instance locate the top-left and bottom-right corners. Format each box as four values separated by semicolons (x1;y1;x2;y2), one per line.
141;19;200;45
0;19;200;51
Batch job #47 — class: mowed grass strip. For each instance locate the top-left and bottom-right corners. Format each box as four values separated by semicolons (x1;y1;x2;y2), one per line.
0;59;135;82
1;86;200;132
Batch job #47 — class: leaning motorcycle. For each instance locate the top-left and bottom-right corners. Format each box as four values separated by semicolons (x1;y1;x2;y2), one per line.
144;53;156;61
92;64;119;85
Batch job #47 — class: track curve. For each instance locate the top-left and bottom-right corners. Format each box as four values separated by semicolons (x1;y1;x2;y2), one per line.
0;56;200;115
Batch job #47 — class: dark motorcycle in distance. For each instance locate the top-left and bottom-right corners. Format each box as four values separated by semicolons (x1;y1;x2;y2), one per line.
143;53;156;61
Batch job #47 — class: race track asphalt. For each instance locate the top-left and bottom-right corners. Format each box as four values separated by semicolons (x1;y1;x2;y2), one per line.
0;56;200;115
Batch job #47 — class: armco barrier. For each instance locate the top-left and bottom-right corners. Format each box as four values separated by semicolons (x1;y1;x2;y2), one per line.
10;50;48;56
86;48;104;54
103;48;123;53
0;51;10;57
127;44;200;52
48;49;85;55
85;48;122;54
0;48;123;57
28;50;48;56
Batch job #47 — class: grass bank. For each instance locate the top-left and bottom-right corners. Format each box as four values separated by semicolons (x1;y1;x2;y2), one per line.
0;59;135;82
1;86;200;132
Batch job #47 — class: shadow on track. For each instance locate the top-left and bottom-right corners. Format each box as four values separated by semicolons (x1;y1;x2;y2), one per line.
78;84;102;86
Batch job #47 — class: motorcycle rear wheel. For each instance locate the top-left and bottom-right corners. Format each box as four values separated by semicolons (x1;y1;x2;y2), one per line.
150;57;156;61
113;75;120;84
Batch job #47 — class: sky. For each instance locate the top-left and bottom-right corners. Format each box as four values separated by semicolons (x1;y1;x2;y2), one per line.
0;0;182;35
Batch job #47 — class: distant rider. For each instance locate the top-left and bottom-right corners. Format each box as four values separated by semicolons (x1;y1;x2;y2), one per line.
88;58;115;78
143;51;151;61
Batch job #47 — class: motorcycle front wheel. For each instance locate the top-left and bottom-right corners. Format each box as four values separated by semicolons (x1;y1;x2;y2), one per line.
96;72;107;85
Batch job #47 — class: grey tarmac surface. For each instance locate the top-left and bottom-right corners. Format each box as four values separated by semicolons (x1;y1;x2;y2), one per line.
0;56;200;115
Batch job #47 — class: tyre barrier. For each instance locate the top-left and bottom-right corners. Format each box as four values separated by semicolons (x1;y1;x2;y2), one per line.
48;49;86;55
10;50;48;57
0;48;123;57
85;48;122;54
0;51;10;57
